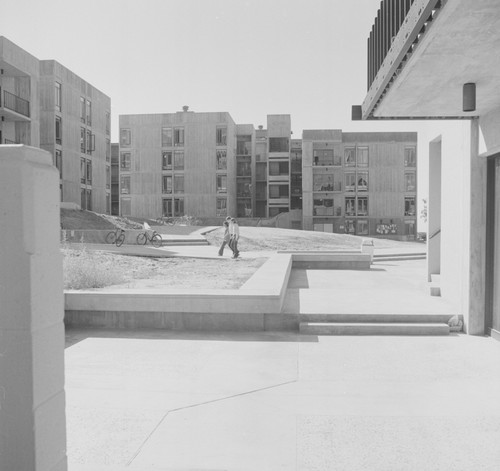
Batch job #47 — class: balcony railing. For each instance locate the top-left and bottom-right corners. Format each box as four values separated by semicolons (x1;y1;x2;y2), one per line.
2;90;30;117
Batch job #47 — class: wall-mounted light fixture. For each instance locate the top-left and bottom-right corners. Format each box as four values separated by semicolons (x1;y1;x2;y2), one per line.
463;83;476;112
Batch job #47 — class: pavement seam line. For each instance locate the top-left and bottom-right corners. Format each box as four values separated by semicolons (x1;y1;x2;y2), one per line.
126;379;297;466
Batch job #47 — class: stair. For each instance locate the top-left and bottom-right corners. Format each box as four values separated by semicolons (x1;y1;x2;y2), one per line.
373;252;426;262
160;238;209;246
300;321;450;336
298;312;458;336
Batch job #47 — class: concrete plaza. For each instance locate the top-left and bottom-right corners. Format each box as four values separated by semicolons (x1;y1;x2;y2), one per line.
66;329;500;471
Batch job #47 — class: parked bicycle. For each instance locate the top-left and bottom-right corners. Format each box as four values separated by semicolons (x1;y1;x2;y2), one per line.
136;230;162;247
105;228;126;247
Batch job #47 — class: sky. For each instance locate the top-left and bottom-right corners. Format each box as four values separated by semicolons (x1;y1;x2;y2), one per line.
2;0;461;226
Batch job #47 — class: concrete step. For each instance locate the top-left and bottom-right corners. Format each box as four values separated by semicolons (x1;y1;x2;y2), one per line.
299;313;457;323
373;253;426;262
160;239;209;246
300;322;450;336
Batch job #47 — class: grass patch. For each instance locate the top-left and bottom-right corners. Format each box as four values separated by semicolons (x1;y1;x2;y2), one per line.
62;245;127;289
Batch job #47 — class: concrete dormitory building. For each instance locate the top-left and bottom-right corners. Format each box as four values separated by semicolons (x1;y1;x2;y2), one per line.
118;109;418;239
352;0;500;336
0;36;111;213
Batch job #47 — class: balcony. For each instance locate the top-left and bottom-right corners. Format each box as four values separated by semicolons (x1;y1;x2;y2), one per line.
0;89;30;120
357;0;500;120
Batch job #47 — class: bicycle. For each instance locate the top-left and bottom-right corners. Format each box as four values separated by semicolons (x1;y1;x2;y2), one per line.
105;228;126;247
136;230;163;247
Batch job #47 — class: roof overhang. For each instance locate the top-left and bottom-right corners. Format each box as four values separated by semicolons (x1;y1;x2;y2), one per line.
357;0;500;120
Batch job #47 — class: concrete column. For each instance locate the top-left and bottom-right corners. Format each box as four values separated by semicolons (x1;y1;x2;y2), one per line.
468;119;487;335
0;146;67;470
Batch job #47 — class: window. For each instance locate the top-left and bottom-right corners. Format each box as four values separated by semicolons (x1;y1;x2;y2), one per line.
313;173;341;192
80;97;86;123
357;197;368;216
237;158;251;177
55;116;62;145
313;149;339;166
162;151;173;170
86;130;94;155
174;151;184;170
237;200;252;218
86;160;92;184
120;128;131;147
357;147;369;167
345;197;356;216
345;219;355;234
237;135;252;155
405;172;416;191
55;82;61;111
120;175;131;194
269;137;289;153
404;147;416;167
345;173;356;192
80;127;86;153
174;198;184;217
216;150;227;170
269;161;289;176
216;127;227;146
121;198;131;216
357;220;369;235
86;189;92;211
174;175;184;193
162;175;172;194
344;147;355;166
54;149;62;179
105;111;110;135
106;166;110;189
405;196;416;216
120;152;131;170
162;198;173;217
237;179;251;197
313;198;335;216
357;172;368;191
86;99;92;126
174;128;184;146
217;175;227;193
269;184;289;199
162;127;173;147
405;220;416;236
216;198;227;217
80;158;86;183
104;138;109;162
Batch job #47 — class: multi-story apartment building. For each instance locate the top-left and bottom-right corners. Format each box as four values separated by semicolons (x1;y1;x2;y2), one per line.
118;108;237;220
0;37;111;212
302;130;417;239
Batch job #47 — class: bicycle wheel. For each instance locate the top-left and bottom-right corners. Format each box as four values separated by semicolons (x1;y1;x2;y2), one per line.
105;231;116;244
152;234;162;248
136;233;147;245
116;233;125;247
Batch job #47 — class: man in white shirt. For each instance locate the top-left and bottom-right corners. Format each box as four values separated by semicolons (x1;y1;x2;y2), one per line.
230;218;240;258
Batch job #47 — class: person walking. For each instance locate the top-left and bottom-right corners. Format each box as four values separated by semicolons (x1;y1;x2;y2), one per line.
230;218;240;258
218;220;230;256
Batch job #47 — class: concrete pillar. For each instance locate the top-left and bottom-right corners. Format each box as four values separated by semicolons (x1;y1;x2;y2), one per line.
0;146;67;470
428;137;442;281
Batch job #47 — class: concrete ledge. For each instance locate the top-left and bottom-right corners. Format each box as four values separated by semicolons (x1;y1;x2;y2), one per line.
300;322;451;336
290;252;371;270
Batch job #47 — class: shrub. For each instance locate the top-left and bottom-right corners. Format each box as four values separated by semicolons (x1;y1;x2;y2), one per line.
62;245;126;289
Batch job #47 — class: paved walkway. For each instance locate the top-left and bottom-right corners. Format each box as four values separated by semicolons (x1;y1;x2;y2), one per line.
66;330;500;471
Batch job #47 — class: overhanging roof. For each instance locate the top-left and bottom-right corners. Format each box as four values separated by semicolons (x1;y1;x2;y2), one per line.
360;0;500;119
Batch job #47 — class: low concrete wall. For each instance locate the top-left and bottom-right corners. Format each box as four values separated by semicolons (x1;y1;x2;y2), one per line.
64;252;371;331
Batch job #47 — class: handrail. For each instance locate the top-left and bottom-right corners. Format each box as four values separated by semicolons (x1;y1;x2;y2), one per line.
429;228;441;240
3;90;30;117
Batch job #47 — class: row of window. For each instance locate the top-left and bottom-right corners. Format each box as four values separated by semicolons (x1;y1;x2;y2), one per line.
313;147;416;167
312;196;417;217
55;82;110;135
313;172;416;192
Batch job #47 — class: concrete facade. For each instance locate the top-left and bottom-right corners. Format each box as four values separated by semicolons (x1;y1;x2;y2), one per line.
357;0;500;335
0;36;111;213
302;130;418;239
0;146;67;470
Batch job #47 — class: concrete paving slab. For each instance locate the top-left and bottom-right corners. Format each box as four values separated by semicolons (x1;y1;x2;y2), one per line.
65;330;500;470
